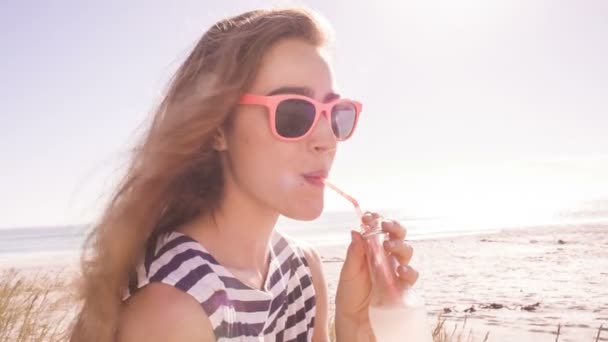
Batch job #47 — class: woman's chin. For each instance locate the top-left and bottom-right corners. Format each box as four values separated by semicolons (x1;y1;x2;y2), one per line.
282;201;324;221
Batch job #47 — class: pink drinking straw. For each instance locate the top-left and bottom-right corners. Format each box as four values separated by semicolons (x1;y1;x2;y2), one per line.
322;179;366;228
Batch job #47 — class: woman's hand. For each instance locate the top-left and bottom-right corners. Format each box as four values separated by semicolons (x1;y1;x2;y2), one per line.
335;212;419;326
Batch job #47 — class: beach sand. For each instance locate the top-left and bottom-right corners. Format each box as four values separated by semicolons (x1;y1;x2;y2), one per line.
2;223;607;341
318;222;608;341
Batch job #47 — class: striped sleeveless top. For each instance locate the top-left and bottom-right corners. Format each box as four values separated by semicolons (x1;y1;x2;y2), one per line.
122;230;316;341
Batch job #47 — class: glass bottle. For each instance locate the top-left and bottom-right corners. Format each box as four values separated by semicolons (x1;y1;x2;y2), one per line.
362;219;434;342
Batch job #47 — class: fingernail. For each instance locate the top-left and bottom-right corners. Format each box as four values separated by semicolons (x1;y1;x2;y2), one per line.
386;240;399;249
398;265;410;274
382;220;394;229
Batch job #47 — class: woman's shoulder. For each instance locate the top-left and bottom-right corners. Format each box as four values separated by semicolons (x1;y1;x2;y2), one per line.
118;281;215;341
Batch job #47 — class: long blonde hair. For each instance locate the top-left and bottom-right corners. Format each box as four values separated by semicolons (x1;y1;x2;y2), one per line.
68;8;331;341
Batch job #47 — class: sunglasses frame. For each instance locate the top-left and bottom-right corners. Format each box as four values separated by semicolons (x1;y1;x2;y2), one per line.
238;93;363;141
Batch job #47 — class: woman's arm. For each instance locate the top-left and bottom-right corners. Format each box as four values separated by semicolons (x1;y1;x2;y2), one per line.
117;282;216;341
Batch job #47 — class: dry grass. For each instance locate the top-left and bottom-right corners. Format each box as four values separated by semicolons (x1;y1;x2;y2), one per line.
429;315;489;342
0;269;605;341
0;268;76;342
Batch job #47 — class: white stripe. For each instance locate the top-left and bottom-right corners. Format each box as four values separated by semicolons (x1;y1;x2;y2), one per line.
136;262;148;287
226;310;269;325
224;286;271;301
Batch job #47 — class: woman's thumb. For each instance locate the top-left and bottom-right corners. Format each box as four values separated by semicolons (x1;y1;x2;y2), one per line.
339;230;368;282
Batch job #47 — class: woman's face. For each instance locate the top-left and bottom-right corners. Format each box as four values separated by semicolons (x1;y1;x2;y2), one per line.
221;38;339;221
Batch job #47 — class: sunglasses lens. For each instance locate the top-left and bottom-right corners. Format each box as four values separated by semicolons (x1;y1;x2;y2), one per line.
275;99;316;138
331;102;357;139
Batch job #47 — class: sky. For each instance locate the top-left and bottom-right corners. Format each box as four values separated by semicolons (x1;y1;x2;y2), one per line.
1;0;607;228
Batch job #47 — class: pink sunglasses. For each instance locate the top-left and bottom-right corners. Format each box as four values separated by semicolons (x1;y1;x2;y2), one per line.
238;93;362;141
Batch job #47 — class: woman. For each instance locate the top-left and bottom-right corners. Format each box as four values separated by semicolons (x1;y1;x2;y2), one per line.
69;7;418;342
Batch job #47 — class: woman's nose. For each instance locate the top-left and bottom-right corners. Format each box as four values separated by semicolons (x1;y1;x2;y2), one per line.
308;110;337;153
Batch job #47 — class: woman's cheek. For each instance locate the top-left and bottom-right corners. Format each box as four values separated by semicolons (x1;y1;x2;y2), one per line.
277;173;299;192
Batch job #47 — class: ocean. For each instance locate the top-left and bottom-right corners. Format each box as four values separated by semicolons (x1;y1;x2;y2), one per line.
1;201;607;268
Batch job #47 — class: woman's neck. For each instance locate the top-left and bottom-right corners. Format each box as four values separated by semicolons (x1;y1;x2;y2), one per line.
181;177;280;274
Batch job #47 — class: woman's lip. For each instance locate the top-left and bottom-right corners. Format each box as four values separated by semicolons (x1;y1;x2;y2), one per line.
302;170;329;178
303;176;325;186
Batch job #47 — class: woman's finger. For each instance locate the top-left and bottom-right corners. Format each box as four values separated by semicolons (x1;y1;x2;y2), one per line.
397;265;419;286
381;219;407;240
383;240;413;265
361;212;381;226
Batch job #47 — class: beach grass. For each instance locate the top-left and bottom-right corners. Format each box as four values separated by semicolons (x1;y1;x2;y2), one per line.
0;268;74;342
0;269;605;341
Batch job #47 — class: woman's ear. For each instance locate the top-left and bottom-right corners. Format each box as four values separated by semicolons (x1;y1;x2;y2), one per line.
212;127;228;151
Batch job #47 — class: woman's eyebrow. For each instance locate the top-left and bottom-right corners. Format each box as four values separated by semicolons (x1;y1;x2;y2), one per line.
266;86;340;103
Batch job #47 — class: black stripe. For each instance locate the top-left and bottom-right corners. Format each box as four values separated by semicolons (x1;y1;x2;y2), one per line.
219;276;251;290
304;296;315;315
214;320;265;338
173;263;214;291
232;298;271;313
300;254;309;267
149;248;216;282
299;272;312;290
275;328;284;342
156;234;221;266
200;290;229;319
154;235;192;260
272;236;289;257
267;264;284;289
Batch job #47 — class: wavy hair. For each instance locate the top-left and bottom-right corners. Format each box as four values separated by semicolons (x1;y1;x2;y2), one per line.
68;7;332;341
